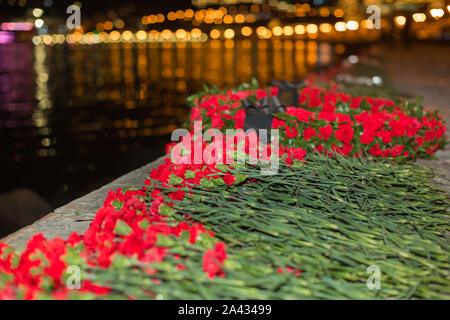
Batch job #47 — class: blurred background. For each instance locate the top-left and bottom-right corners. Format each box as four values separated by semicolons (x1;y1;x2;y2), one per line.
0;0;449;237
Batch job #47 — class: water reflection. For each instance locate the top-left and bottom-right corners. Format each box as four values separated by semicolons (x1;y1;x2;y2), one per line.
0;39;342;209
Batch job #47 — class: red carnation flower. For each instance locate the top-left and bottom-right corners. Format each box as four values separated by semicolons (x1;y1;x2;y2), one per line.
255;89;267;100
203;242;227;278
381;131;392;144
318;112;337;122
334;124;354;144
319;125;333;140
369;144;382;157
349;97;362;109
303;127;317;141
270;86;279;97
360;130;374;144
285;125;299;138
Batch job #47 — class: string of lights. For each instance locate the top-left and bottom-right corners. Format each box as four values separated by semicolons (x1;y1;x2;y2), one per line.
1;1;448;46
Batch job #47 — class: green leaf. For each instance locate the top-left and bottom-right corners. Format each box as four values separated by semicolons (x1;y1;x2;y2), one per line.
114;220;133;236
251;77;259;90
110;254;134;270
200;178;214;188
168;174;183;186
186;92;203;107
159;204;174;216
138;219;150;230
156;234;176;247
64;245;85;266
111;200;124;211
185;170;197;179
216;163;230;172
234;173;247;184
213;177;225;186
40;276;54;292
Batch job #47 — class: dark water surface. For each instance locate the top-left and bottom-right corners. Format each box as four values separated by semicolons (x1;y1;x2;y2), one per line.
0;39;343;215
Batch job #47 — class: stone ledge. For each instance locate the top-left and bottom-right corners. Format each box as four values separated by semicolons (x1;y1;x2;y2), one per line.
1;156;166;250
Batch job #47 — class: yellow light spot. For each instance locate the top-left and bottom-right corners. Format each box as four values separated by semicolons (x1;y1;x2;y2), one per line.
115;19;125;29
430;8;444;19
241;26;252;36
109;30;120;42
185;9;194;19
335;22;347;32
167;12;176;21
99;32;108;42
121;30;133;41
33;8;44;18
104;21;113;30
43;34;52;45
73;32;82;42
295;24;305;35
234;14;245;23
346;20;359;30
256;26;269;39
141;16;148;25
136;30;147;41
283;26;294;36
176;10;184;19
223;14;233;24
334;8;344;18
161;29;172;40
412;13;426;23
394;16;406;26
204;16;214;24
214;9;224;19
219;7;227;15
195;11;205;21
361;19;374;29
210;29;220;39
319;8;330;17
272;26;283;36
224;28;235;39
156;14;165;23
176;29;186;39
306;24;318;34
191;28;202;38
319;23;332;33
32;35;42;45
